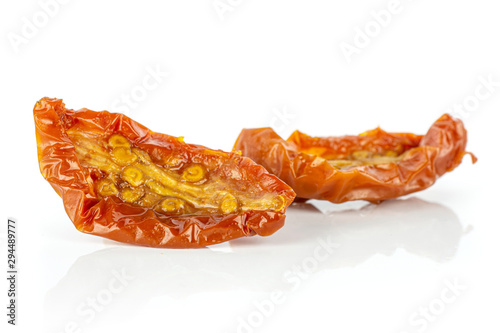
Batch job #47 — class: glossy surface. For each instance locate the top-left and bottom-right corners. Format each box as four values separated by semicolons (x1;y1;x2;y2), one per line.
234;114;476;203
34;191;494;333
34;97;295;248
2;2;498;331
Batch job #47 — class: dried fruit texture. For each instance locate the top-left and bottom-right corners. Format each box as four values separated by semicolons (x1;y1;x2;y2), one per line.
234;114;476;203
34;97;295;248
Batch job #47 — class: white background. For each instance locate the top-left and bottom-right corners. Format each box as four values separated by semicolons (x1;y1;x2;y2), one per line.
1;1;499;332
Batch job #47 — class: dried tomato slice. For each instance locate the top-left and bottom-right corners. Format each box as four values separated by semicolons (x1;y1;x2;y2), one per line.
234;114;476;203
34;97;295;248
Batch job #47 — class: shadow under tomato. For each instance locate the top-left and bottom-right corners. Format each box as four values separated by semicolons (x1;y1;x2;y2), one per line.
43;197;469;332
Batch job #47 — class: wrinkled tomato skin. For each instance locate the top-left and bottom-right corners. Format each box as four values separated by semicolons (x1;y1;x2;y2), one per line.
234;114;475;203
34;97;295;248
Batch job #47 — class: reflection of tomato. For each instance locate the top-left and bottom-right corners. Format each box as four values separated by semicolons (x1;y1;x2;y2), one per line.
234;114;476;203
34;97;295;248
